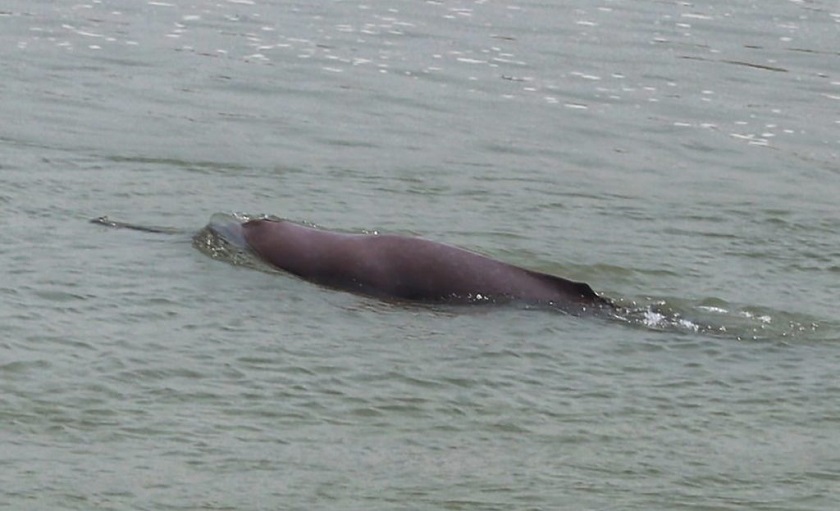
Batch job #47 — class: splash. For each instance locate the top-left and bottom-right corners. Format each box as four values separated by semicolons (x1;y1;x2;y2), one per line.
610;297;825;342
192;212;276;271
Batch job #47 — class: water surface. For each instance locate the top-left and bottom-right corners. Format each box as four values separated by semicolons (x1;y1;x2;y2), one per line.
1;0;839;509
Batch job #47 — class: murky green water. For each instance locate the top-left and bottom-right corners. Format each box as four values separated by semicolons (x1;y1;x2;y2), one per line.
1;0;838;509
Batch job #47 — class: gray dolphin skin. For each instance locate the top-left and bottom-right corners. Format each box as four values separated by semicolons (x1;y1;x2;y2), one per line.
207;216;613;314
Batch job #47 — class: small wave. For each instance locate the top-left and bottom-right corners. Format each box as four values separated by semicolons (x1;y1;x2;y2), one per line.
609;297;827;342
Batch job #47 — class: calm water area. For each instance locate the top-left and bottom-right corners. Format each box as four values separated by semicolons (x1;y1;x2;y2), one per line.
1;0;839;509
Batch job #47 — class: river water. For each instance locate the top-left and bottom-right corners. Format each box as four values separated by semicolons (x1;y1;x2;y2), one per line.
2;0;839;509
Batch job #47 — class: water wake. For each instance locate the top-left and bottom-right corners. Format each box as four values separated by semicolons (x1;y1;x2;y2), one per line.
609;297;825;342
